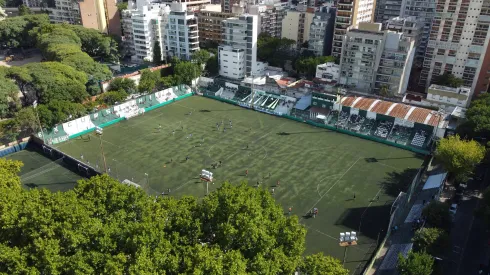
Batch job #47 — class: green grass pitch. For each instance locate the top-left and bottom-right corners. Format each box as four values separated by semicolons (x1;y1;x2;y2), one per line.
31;96;424;272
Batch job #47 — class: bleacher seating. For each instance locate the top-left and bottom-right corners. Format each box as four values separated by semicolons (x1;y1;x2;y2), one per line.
335;111;349;128
411;130;428;147
388;125;412;145
359;119;375;135
348;114;365;132
374;121;393;139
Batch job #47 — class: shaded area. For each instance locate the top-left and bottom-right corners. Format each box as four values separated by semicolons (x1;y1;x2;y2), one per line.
382;168;419;197
276;130;331;136
335;204;392;240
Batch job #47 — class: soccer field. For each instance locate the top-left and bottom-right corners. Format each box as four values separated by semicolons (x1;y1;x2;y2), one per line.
54;96;423;273
6;147;84;192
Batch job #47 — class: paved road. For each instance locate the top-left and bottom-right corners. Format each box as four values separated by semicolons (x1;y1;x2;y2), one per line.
443;165;489;275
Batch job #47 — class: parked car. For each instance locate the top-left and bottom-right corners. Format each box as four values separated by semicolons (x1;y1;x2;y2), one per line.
449;204;458;216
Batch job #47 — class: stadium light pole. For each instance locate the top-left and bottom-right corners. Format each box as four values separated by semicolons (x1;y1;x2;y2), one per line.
95;128;108;174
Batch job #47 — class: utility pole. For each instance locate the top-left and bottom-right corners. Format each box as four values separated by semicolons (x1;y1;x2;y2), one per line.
95;127;107;173
33;101;45;143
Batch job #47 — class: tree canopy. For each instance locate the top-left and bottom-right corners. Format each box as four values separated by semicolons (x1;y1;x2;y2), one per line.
108;77;136;94
192;49;210;66
205;55;219;76
295;56;336;79
433;73;465;88
463;93;490;139
422;201;452;230
435;135;485;181
257;33;295;68
153;41;163;65
0;160;348;274
174;61;201;86
0;14;49;49
412;227;450;256
397;251;434;275
138;69;160;93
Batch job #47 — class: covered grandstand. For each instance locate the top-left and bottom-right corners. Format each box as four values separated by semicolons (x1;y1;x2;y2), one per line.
310;94;444;149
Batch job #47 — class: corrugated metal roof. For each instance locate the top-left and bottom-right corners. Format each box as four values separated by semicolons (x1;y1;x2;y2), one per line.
340;96;442;126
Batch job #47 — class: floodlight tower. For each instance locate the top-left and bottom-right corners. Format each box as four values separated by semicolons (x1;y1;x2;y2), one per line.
95;127;108;174
339;231;358;266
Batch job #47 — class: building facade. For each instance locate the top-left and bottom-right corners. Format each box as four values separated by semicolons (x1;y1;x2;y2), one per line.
332;0;376;58
419;0;490;97
49;0;120;35
426;84;470;109
166;2;200;60
308;8;335;56
197;6;235;47
375;0;402;23
385;16;424;65
401;0;435;68
219;14;265;79
316;62;340;83
281;8;315;49
339;23;415;96
161;0;211;11
249;4;286;38
123;0;171;62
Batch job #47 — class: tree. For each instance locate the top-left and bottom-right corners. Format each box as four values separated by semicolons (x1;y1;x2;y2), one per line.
295;56;336;79
0;158;22;191
6;66;33;106
434;73;464;88
152;41;162;65
116;2;128;10
463;93;490;139
0;14;49;49
174;61;201;86
412;227;450;256
97;90;127;105
379;85;390;97
192;49;210;66
14;106;37;134
108;78;136;94
299;253;349;275
138;69;159;93
205;55;219;76
435;135;485;181
157;75;180;89
17;4;31;15
397;251;434;275
23;62;88;104
422;201;452;229
257;33;295;67
65;24;118;61
0;76;18;118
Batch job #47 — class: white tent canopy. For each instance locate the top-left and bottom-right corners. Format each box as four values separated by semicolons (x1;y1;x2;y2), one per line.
316;114;327;120
422;172;447;190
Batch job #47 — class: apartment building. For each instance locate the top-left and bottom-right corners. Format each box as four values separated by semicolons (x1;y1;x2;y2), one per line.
332;0;376;58
420;0;490;96
197;5;236;47
385;16;424;65
48;0;120;35
339;23;415;96
222;0;240;13
48;0;81;24
122;0;171;62
281;8;315;49
219;14;265;79
249;4;286;38
308;8;336;56
426;84;470;110
22;0;44;7
161;0;210;11
375;0;402;23
166;2;200;60
316;62;340;83
401;0;435;67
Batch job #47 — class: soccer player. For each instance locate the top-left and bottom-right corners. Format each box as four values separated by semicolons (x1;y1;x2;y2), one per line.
271;188;275;195
172;130;175;135
80;154;84;160
245;170;248;176
276;180;280;187
353;193;356;200
186;156;189;161
288;207;292;216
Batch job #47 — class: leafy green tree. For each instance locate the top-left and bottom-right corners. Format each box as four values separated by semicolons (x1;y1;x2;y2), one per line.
257;33;295;67
435;135;485;181
205;55;219;76
295;56;336;79
0;119;19;142
174;61;201;86
434;72;464;88
153;41;162;65
17;4;31;15
0;158;22;191
412;227;450;256
108;78;136;94
397;251;434;275
0;76;18;117
157;75;180;89
422;201;452;229
97;90;127;105
299;253;349;275
66;24;119;61
36;24;81;53
0;14;49;49
24;62;88;104
14;106;37;133
116;2;128;10
463;93;490;139
138;69;159;93
6;66;33;105
192;49;210;66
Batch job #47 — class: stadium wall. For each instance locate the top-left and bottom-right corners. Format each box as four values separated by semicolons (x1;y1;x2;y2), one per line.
0;140;29;158
204;94;430;155
40;86;192;145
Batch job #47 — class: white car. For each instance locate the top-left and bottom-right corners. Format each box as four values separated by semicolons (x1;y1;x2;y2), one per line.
449;204;458;215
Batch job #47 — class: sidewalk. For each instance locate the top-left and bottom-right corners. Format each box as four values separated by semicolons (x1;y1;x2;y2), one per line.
366;171;439;275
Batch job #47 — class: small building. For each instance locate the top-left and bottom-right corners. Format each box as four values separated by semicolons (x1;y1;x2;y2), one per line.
316;62;340;84
425;85;471;111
